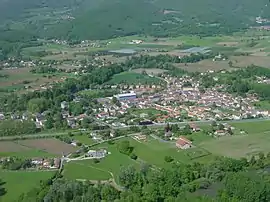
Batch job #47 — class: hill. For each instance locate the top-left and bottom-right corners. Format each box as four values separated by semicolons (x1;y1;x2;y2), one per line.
0;0;270;41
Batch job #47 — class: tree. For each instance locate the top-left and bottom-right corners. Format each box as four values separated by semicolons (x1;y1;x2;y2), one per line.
0;179;6;197
117;140;132;155
45;116;54;129
27;98;49;113
130;153;138;160
164;156;174;163
228;61;233;67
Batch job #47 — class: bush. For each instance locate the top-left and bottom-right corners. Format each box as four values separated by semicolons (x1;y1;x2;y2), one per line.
164;156;174;163
77;142;82;146
130;153;138;160
108;140;115;145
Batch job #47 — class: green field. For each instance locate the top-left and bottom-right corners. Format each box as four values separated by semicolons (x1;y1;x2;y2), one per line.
72;135;96;145
128;137;211;167
106;72;163;85
64;142;138;182
231;120;270;134
0;170;55;202
199;132;270;159
254;101;270;110
63;162;111;180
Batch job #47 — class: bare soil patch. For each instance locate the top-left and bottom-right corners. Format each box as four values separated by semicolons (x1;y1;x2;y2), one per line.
18;139;77;155
0;141;30;152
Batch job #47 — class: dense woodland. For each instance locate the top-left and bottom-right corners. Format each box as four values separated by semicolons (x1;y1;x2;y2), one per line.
16;154;270;202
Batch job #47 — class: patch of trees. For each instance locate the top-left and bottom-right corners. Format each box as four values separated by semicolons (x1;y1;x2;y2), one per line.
0;179;6;197
117;140;137;160
1;157;32;170
0;120;37;137
126;54;213;70
30;66;59;74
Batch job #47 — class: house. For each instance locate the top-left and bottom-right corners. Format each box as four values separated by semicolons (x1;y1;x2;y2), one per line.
214;130;226;136
0;113;5;120
176;136;192;149
61;101;69;109
67;118;76;128
189;123;201;132
35;114;46;128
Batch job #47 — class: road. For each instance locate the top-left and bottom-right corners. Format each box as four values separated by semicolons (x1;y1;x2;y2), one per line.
0;118;269;141
112;118;270;129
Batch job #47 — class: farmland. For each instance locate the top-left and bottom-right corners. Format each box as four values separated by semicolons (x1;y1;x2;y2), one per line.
0;138;76;157
17;139;77;155
0;170;55;202
0;67;71;93
199;132;270;159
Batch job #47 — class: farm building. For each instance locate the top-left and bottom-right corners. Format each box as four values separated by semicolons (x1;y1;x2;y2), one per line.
214;130;227;136
176;136;192;149
87;149;107;159
115;92;137;100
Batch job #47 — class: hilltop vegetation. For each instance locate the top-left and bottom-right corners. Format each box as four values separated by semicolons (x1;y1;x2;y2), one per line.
0;0;269;42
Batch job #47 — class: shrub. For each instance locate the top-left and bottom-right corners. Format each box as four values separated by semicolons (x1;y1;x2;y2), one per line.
130;153;138;160
164;156;174;163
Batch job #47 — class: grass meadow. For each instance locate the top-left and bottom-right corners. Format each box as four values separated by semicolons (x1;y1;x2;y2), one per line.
0;170;55;202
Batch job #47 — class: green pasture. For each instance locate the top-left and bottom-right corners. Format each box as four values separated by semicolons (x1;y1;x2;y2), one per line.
0;170;55;202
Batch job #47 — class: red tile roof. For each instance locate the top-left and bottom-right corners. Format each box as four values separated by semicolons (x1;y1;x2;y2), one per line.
176;136;192;146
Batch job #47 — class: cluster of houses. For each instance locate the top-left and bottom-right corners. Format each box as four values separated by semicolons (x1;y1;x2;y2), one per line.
0;157;61;170
94;75;265;126
31;158;61;169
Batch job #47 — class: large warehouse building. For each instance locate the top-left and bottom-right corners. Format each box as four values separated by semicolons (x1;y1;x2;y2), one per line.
115;92;137;100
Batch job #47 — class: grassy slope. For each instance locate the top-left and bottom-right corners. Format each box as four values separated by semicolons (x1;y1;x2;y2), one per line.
64;142;138;182
0;170;55;202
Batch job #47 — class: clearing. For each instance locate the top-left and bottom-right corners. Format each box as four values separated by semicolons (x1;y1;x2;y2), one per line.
0;170;55;202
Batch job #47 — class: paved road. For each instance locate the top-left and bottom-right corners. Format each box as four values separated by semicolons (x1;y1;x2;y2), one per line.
0;118;269;141
113;118;270;129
